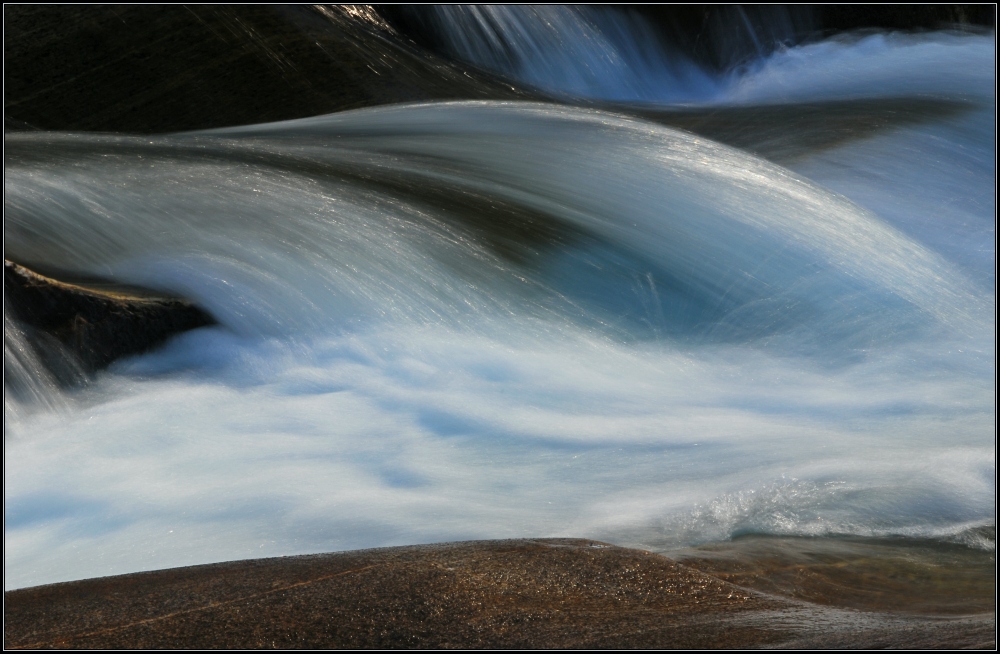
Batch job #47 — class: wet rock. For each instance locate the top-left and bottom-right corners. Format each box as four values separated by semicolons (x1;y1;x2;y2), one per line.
4;260;214;376
3;5;531;134
668;533;997;616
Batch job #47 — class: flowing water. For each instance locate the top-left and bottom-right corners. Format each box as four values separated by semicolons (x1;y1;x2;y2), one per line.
4;11;995;590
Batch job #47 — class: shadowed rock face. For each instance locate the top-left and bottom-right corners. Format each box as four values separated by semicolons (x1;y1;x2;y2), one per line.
4;260;214;377
3;5;531;134
3;539;994;650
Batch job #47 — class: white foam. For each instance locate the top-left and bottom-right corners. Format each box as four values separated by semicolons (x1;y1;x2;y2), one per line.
4;322;993;588
727;31;996;105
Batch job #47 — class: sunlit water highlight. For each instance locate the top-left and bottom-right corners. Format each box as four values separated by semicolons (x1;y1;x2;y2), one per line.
4;29;995;589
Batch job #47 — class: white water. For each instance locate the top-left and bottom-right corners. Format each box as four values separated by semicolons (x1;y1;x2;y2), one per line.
409;5;723;102
4;30;995;589
4;306;68;422
418;6;994;107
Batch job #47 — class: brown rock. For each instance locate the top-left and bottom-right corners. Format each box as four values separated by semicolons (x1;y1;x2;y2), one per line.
4;539;995;649
670;532;997;616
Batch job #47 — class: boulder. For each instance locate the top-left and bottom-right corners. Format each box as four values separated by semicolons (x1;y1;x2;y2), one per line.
4;539;994;649
4;260;214;377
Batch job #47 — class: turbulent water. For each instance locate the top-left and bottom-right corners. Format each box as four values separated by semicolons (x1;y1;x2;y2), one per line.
4;14;995;589
398;5;723;102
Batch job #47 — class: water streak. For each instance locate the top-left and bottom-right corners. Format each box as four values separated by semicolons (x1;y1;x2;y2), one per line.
4;29;995;590
403;6;720;102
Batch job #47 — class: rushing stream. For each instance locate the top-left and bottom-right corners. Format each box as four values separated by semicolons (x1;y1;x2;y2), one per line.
4;9;995;590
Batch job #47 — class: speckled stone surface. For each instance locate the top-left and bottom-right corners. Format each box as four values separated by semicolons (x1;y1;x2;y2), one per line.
4;539;995;649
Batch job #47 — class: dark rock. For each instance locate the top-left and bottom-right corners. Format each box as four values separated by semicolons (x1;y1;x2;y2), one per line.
3;5;532;134
4;260;214;376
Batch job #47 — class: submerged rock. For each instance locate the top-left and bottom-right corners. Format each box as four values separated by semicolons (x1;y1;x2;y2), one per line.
3;539;994;649
669;532;997;616
626;96;976;164
4;260;214;377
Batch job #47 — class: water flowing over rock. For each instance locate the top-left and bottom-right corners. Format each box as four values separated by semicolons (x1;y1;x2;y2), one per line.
3;8;995;647
4;260;214;380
